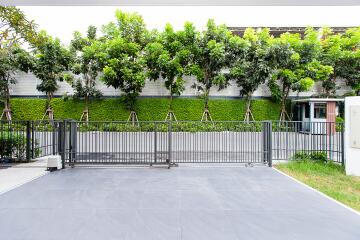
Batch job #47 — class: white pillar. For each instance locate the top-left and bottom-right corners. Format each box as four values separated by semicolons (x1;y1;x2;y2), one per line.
345;96;360;176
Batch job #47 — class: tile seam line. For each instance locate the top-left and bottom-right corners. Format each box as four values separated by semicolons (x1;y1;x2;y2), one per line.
0;171;48;196
272;167;360;217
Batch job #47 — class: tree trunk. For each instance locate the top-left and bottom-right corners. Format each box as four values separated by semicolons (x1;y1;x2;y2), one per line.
201;87;212;122
169;85;174;111
165;90;177;121
80;94;89;122
42;92;54;121
244;93;254;122
280;87;290;122
1;85;12;121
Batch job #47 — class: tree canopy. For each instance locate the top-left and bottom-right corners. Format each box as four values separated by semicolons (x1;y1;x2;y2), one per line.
65;25;103;121
32;32;72;102
144;23;194;120
99;11;148;122
268;28;333;120
3;7;360;122
226;28;272;121
189;19;240;120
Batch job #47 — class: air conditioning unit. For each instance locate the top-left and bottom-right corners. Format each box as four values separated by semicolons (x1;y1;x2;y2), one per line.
47;155;62;171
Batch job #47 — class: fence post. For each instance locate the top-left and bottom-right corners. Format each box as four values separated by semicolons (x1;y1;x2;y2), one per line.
70;120;77;167
26;121;31;161
168;121;172;167
52;123;56;155
31;121;35;159
341;123;345;166
268;121;273;167
154;123;157;164
262;121;272;167
58;120;66;169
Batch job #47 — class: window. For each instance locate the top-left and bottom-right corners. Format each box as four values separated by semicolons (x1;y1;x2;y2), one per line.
314;103;326;119
304;104;310;118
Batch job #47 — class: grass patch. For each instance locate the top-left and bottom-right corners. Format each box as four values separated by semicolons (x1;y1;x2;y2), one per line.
276;160;360;212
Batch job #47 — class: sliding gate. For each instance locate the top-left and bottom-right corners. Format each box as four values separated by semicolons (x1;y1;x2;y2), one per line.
64;121;272;167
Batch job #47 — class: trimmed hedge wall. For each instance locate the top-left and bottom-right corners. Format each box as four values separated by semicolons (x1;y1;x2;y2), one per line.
8;98;281;121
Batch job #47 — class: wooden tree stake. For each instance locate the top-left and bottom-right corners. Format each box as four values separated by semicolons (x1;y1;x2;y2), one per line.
165;110;178;122
201;108;213;122
1;107;12;121
127;111;139;126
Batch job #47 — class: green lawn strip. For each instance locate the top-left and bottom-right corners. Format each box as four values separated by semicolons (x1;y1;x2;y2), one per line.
275;160;360;212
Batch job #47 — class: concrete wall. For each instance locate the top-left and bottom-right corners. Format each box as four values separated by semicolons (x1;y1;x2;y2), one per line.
10;72;352;98
345;96;360;176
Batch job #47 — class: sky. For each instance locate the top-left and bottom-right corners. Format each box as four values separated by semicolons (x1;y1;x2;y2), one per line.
20;6;360;45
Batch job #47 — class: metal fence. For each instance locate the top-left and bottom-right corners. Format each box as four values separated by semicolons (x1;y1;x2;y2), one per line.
66;121;272;166
272;121;344;164
0;120;61;165
0;120;344;167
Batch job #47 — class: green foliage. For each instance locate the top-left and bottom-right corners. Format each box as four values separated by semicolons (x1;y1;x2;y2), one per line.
0;7;38;113
276;160;360;211
189;20;235;110
320;27;360;96
226;28;273;120
268;28;333;120
0;6;39;48
66;25;102;102
293;151;328;162
32;31;73;101
144;23;194;110
0;132;26;161
100;11;148;111
8;98;280;121
0;47;33;105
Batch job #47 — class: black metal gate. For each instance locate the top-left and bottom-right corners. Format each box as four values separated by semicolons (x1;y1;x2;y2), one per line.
62;121;272;167
1;120;345;168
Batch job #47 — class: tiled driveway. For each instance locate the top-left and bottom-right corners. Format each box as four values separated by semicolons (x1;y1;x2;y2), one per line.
0;166;360;240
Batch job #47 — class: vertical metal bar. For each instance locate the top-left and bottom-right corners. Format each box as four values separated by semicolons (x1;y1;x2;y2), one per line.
154;123;157;164
168;121;172;167
59;121;66;169
268;121;273;167
26;121;31;161
31;121;35;159
341;123;345;166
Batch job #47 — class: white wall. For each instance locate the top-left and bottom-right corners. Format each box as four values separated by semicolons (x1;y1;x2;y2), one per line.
345;96;360;176
10;72;352;98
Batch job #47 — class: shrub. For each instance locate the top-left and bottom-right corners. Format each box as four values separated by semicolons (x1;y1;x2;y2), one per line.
293;151;328;162
9;97;281;121
0;132;26;161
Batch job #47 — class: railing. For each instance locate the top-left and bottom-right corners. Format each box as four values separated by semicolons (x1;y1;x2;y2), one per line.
0;120;61;164
0;120;344;167
272;121;344;164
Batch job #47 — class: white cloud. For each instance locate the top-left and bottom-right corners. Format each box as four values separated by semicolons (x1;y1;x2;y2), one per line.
19;6;360;45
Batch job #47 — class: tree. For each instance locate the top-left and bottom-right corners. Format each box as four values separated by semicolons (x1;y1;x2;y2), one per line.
144;23;193;121
227;28;272;121
268;28;333;121
336;27;360;96
0;6;39;49
189;20;235;121
100;11;148;124
319;27;348;96
65;26;103;122
0;47;33;120
32;31;72;120
0;6;39;120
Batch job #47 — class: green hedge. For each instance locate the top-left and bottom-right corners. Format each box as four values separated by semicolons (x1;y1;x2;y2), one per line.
8;97;281;121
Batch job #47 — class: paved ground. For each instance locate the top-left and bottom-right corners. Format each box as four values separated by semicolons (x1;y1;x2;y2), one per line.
0;157;48;194
0;166;360;240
